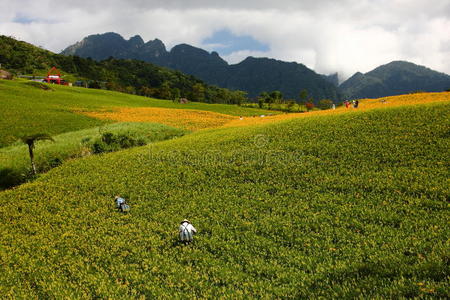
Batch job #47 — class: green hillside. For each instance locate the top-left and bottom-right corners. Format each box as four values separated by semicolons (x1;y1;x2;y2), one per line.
0;79;274;147
0;122;185;189
0;101;448;298
0;35;248;104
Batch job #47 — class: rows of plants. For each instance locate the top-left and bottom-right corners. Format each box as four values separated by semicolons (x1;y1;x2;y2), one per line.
0;101;448;297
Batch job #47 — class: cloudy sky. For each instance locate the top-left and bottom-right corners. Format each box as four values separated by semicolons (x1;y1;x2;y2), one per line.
1;0;449;81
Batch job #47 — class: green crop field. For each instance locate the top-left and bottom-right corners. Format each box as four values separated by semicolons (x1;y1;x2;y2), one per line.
0;122;185;190
0;97;448;298
0;80;276;147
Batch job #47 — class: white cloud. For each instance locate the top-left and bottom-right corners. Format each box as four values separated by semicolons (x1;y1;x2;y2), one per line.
222;50;273;65
0;0;449;80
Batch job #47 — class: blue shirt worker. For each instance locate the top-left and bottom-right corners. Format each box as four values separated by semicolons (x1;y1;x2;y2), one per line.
179;219;197;244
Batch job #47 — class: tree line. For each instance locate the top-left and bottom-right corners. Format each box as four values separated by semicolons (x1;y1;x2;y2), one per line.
248;89;334;112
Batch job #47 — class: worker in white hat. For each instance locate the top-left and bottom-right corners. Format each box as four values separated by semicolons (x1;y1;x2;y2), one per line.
179;219;197;244
114;195;129;212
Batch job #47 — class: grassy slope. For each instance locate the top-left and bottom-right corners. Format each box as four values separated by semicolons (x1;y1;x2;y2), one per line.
0;80;276;147
0;122;185;189
0;101;448;298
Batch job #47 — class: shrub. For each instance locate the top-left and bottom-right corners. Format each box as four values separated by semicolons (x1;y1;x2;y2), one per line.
318;99;333;110
91;132;146;154
286;100;296;112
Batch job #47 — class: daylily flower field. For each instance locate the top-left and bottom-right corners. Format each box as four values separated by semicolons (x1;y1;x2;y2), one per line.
0;79;448;298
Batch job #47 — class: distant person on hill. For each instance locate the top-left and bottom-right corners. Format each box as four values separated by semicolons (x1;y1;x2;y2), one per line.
344;100;350;108
354;100;359;108
179;219;197;244
115;195;130;212
332;104;336;110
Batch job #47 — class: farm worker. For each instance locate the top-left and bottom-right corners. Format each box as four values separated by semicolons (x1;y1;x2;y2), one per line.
344;101;350;108
179;219;197;244
332;104;336;110
114;196;129;212
354;100;359;108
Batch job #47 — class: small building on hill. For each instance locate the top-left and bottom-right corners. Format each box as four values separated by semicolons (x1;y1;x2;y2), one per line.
42;67;68;85
0;70;13;80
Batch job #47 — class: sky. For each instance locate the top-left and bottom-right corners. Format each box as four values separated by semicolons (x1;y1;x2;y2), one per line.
0;0;449;81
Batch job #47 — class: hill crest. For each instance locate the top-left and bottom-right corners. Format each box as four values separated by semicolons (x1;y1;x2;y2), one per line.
340;60;450;99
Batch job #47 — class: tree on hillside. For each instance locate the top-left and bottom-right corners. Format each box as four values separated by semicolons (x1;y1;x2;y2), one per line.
214;88;229;103
139;86;155;98
106;81;123;92
171;88;181;101
262;91;280;109
233;90;247;106
286;100;296;112
299;89;308;105
191;83;205;102
258;92;270;108
258;98;264;108
21;133;54;175
270;90;283;102
157;81;172;100
125;86;136;95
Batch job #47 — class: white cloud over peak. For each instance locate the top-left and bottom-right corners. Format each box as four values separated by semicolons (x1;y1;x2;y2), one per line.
0;0;449;81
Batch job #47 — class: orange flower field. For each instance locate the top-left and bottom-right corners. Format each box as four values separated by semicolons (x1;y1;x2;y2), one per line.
224;92;450;129
81;107;236;131
80;92;450;131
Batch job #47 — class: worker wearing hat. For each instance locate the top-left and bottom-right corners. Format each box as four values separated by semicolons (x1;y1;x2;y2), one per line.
114;195;129;212
179;219;197;244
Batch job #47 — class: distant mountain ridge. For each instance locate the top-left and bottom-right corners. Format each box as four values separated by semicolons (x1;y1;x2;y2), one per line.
62;32;450;101
62;32;342;101
340;61;450;99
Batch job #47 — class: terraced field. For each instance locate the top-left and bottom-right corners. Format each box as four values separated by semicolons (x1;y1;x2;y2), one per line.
0;80;274;147
0;87;448;298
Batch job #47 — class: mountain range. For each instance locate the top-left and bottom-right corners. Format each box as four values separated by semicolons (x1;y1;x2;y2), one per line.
62;32;450;101
340;61;450;99
62;32;341;101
